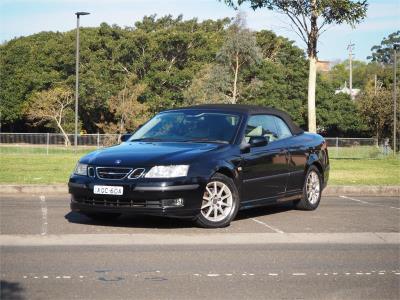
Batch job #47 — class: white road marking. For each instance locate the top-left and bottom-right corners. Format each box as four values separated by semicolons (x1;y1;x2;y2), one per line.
250;218;284;233
39;195;48;235
62;276;71;279
395;273;400;275
340;195;400;210
225;274;232;276
356;272;364;275
292;273;306;276
332;273;338;275
207;274;219;277
268;273;278;276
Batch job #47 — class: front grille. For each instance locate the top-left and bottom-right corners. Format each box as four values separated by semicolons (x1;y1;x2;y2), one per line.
75;197;162;208
96;167;132;180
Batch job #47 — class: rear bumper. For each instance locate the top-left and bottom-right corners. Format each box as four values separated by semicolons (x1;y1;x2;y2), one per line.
69;175;205;218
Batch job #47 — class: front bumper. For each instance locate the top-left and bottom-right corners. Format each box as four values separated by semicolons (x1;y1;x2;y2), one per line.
68;175;205;218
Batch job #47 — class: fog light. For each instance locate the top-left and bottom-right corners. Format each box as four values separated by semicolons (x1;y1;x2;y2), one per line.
162;198;184;208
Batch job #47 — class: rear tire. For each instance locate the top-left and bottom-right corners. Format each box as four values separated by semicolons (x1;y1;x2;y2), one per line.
195;173;239;228
83;212;121;221
295;165;322;211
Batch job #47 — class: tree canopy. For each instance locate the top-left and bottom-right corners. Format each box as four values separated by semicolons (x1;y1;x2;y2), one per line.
0;15;393;139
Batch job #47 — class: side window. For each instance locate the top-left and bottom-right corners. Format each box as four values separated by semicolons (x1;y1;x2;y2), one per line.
245;115;279;143
273;117;292;139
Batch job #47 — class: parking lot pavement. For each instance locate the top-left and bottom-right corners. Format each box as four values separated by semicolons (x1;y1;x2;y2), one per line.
0;194;399;235
1;194;399;299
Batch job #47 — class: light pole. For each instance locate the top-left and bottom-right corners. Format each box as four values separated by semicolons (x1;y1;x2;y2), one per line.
75;11;90;151
394;44;398;155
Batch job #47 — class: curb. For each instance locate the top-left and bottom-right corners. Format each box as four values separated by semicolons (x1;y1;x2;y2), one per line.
1;233;398;247
0;184;399;197
323;185;399;197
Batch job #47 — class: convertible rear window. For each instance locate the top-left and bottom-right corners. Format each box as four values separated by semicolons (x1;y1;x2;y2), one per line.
130;111;241;143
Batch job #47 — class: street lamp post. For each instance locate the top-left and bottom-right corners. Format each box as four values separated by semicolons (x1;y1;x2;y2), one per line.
394;44;398;155
75;11;90;151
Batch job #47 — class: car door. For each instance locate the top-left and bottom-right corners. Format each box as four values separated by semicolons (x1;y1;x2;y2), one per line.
273;116;305;193
241;114;289;202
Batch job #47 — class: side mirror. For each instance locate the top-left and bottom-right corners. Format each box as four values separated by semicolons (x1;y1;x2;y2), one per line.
120;133;132;143
249;136;268;147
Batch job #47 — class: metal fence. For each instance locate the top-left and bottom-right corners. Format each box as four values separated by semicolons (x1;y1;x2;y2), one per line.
0;133;391;159
0;133;120;155
324;137;389;159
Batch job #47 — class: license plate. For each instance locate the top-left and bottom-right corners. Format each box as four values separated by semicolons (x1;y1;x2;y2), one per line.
93;185;123;195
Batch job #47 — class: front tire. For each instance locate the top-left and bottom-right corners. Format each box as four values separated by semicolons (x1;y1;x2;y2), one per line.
195;173;239;228
295;165;322;210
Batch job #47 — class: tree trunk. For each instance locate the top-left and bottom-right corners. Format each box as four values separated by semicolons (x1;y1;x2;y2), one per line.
307;56;317;133
55;119;71;147
307;0;318;133
232;53;239;104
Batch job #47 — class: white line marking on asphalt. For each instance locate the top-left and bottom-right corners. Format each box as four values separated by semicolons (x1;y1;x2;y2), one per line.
345;273;351;275
225;274;232;276
395;273;400;275
292;273;306;276
340;195;400;210
356;272;364;275
268;273;278;276
332;273;338;275
39;195;48;235
207;274;219;277
251;218;284;233
43;276;48;278
62;276;71;279
193;274;200;276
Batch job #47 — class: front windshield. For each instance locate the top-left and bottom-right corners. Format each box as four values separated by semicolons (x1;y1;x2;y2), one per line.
129;111;241;144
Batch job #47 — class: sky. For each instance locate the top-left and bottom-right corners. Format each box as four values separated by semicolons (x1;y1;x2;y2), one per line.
1;0;399;62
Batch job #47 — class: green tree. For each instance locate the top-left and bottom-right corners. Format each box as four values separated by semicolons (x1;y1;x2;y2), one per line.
215;13;262;103
368;31;400;64
221;0;368;133
104;74;149;134
24;86;74;145
357;80;399;142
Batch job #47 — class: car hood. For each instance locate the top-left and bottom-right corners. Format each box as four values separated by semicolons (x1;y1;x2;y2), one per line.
81;141;225;167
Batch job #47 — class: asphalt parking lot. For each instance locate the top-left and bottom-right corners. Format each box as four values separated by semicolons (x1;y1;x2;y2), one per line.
1;194;399;299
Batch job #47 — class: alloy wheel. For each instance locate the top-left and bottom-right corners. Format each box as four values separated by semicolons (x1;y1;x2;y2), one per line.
306;170;320;204
201;181;233;222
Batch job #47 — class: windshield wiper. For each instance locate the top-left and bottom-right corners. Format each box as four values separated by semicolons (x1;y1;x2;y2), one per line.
185;138;229;144
129;138;164;142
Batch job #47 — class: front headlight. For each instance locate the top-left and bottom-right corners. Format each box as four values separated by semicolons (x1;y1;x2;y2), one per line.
74;163;88;176
145;165;189;178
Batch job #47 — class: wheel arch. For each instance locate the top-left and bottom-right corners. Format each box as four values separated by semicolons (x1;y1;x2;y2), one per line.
306;158;324;184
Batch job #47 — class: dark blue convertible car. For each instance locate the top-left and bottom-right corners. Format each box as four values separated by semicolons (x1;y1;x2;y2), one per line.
69;104;329;228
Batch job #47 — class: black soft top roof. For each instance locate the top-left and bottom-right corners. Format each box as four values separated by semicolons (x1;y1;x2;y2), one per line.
167;104;304;135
